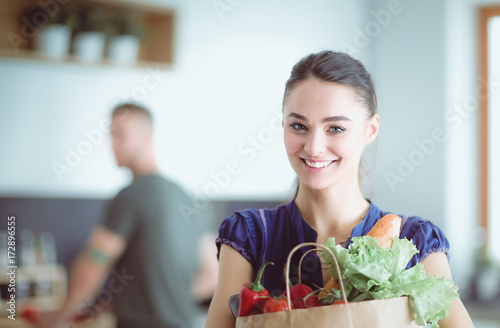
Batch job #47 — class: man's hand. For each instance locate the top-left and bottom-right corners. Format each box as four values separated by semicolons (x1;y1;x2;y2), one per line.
47;226;126;326
36;313;68;328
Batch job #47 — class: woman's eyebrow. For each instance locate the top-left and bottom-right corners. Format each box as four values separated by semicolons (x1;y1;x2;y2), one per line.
323;115;352;122
287;112;352;122
287;112;308;121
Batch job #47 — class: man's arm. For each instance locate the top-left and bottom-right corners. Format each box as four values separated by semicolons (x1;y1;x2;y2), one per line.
191;233;219;302
46;226;126;326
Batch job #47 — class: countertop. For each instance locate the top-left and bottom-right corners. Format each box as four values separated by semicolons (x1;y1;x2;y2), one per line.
0;312;116;328
463;299;500;323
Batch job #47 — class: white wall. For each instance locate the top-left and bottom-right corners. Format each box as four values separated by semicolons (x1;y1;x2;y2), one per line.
2;0;497;288
443;0;481;289
444;0;500;285
367;0;500;288
369;0;446;223
0;0;369;199
489;16;500;262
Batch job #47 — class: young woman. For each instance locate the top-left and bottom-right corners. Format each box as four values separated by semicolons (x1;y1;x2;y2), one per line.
205;51;474;328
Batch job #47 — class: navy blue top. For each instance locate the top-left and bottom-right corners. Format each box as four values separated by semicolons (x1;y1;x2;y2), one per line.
216;200;450;296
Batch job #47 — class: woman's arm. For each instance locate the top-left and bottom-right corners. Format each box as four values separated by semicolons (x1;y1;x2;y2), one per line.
421;252;475;328
205;244;254;328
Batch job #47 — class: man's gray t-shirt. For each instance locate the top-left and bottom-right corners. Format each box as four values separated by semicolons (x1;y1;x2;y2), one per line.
102;174;201;328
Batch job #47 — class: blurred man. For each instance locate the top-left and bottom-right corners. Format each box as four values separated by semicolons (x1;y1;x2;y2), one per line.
43;104;210;328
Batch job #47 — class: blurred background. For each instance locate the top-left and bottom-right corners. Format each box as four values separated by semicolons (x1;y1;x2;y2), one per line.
0;0;499;327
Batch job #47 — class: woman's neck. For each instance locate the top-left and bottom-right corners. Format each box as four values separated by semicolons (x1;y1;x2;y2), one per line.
295;181;369;235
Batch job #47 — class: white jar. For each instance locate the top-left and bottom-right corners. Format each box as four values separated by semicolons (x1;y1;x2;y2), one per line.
108;34;140;65
36;24;71;59
73;31;106;63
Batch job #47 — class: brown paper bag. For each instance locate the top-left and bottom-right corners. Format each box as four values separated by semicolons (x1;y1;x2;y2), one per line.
236;296;419;328
236;242;419;328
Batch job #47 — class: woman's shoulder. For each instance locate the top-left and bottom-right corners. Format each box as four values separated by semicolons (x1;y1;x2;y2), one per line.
399;215;443;235
219;202;291;230
216;201;291;265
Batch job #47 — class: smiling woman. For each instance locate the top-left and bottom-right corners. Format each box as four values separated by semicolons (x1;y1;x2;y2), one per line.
204;51;474;328
283;79;378;193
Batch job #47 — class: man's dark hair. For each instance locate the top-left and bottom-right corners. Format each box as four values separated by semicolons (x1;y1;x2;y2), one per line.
112;103;153;124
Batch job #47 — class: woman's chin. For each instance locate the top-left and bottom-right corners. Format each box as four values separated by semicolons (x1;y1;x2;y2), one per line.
298;178;336;192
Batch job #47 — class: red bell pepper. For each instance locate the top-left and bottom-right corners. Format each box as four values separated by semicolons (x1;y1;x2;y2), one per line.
262;296;290;313
238;261;273;317
285;283;321;309
20;306;40;324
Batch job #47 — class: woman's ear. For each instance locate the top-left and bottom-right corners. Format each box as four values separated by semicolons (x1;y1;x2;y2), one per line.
365;114;379;145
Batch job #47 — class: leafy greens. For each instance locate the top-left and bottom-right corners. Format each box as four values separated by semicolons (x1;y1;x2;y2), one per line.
321;236;458;328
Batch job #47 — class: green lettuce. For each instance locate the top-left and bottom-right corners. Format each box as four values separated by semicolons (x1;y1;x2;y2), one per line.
321;236;458;328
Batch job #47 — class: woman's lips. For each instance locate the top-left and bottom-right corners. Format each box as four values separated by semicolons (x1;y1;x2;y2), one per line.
300;158;337;171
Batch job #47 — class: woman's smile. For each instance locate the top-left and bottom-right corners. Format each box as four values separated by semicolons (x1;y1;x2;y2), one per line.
301;158;338;171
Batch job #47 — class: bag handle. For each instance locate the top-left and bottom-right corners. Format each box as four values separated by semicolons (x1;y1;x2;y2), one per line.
297;248;318;284
285;242;348;309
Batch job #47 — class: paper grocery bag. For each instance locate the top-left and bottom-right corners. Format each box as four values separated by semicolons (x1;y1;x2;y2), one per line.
235;242;420;328
236;296;419;328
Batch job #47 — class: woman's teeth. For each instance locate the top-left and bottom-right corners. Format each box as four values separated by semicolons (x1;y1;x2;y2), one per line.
304;159;333;168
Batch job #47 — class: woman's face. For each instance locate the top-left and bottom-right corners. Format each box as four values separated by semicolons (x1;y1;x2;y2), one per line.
283;77;379;191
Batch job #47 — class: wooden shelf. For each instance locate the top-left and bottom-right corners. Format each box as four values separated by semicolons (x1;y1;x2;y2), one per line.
0;49;173;69
0;0;175;67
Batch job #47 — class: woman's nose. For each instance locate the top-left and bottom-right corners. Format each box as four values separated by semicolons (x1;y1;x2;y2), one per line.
304;130;326;156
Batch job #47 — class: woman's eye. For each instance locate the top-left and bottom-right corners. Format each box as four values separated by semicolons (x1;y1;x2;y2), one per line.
328;126;345;133
290;123;307;131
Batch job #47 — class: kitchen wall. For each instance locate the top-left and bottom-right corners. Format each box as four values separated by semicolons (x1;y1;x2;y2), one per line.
443;0;483;290
368;0;447;228
444;0;500;288
1;0;498;293
369;0;452;283
489;16;500;263
368;0;500;289
0;0;369;201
